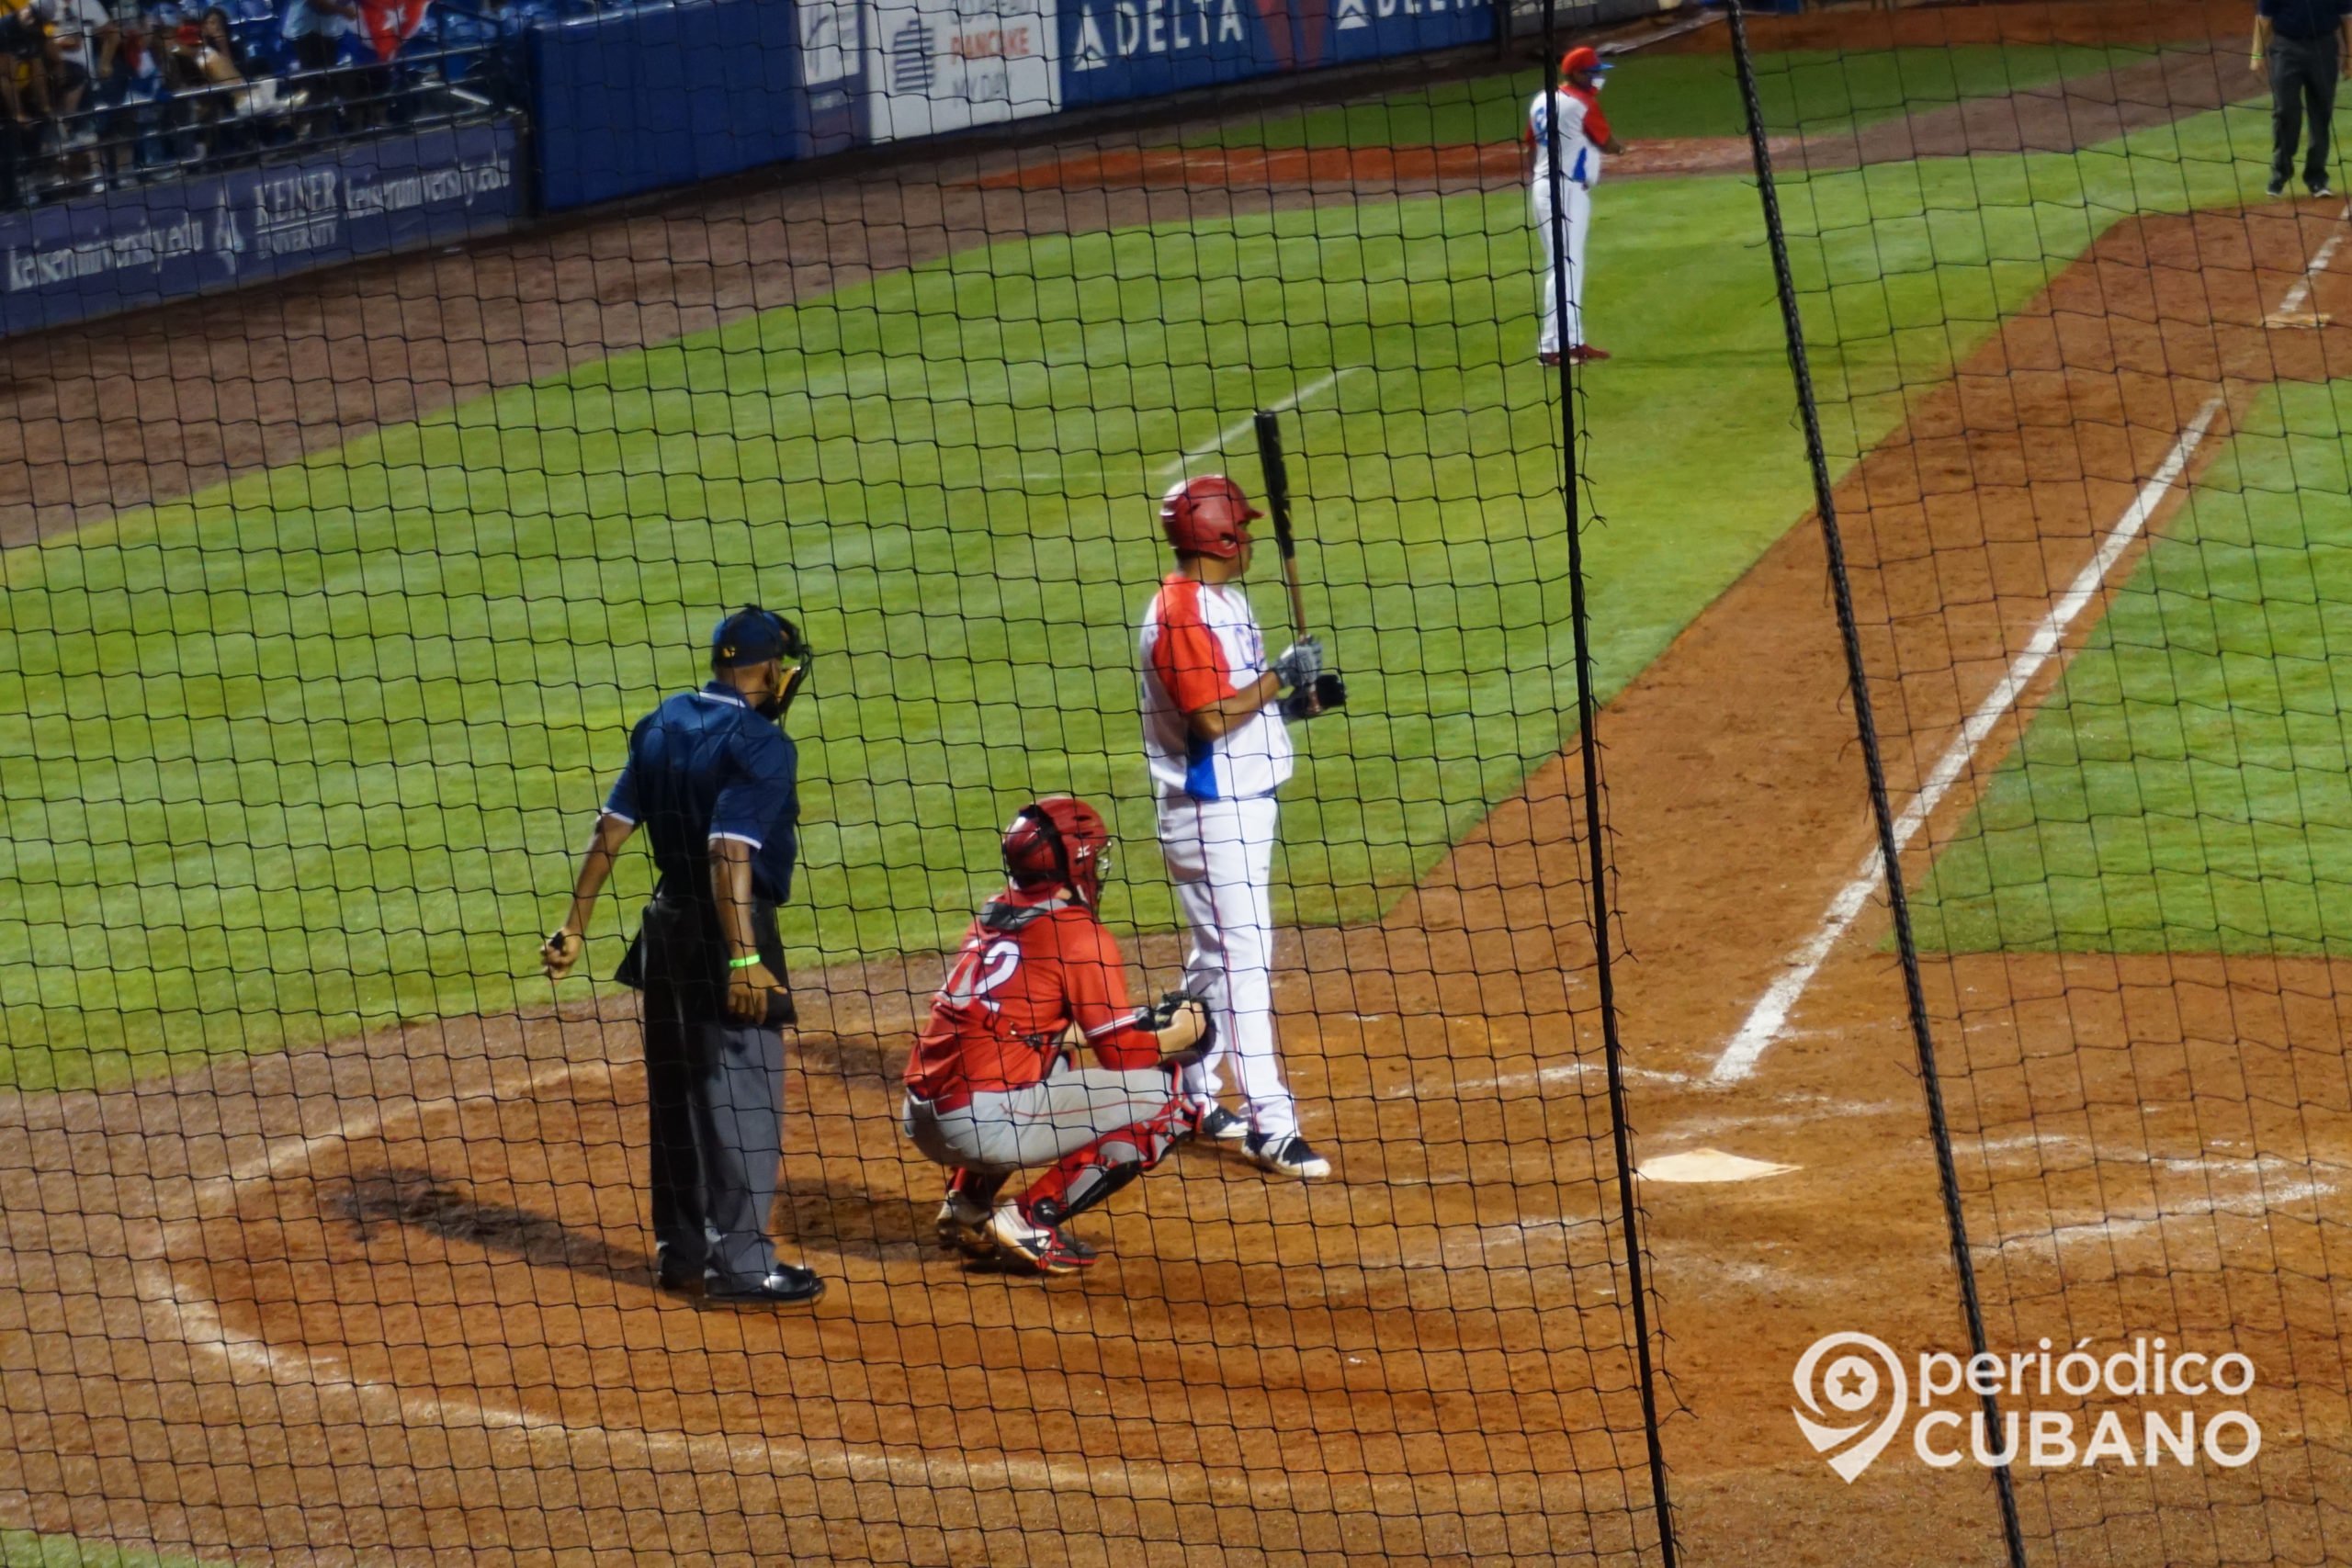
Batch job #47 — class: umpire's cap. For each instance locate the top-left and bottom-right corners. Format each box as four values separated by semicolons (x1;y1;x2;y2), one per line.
711;605;807;668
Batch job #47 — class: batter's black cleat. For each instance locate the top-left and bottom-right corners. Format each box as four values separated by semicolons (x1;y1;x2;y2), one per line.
705;1264;827;1306
1197;1104;1250;1143
1244;1132;1332;1179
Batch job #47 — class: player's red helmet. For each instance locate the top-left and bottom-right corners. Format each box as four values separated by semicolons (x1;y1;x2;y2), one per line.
1159;475;1263;559
1560;45;1606;78
1002;796;1113;909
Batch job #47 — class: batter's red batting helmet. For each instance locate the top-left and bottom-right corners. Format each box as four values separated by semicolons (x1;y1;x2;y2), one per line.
1003;796;1113;909
1159;475;1262;559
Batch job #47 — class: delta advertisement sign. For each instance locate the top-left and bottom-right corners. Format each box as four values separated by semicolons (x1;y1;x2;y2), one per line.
1059;0;1493;105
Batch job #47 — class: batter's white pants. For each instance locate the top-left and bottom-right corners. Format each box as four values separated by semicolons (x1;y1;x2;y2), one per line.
1157;793;1298;1140
1534;180;1591;356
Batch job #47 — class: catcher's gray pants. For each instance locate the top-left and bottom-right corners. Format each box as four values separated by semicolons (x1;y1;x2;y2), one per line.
642;997;786;1288
903;1059;1177;1173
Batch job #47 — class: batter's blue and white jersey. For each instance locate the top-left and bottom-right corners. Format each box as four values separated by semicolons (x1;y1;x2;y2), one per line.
1139;573;1295;801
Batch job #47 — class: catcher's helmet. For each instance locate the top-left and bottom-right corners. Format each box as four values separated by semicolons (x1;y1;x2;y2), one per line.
1159;475;1263;559
1002;796;1112;909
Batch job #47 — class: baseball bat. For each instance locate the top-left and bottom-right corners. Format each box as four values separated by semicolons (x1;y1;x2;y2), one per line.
1252;409;1311;641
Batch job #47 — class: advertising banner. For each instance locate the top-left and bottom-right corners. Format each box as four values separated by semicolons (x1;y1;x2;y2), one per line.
864;0;1060;142
1327;0;1494;64
800;0;865;156
0;120;519;340
1059;0;1276;107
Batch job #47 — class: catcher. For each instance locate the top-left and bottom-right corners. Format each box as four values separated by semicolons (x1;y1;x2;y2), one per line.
902;796;1212;1275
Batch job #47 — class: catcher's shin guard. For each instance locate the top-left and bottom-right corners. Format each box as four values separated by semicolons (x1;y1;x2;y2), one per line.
1022;1098;1195;1227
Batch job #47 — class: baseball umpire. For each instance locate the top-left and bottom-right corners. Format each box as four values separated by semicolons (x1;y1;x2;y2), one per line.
540;606;824;1307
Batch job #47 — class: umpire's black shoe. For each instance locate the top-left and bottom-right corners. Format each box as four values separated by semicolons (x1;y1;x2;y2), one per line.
705;1264;827;1306
653;1246;704;1297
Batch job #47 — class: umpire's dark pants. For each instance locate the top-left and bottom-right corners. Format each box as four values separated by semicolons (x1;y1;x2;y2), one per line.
625;891;791;1289
2272;33;2341;189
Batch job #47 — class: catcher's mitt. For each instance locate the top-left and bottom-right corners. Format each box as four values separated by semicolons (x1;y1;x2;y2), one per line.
1142;988;1216;1069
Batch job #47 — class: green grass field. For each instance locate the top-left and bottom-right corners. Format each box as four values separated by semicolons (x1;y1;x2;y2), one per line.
0;1531;220;1568
1196;43;2157;150
0;68;2332;1089
1914;381;2352;954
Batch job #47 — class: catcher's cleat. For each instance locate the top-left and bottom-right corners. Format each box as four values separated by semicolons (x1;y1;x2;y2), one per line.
1197;1104;1250;1143
934;1192;997;1258
987;1202;1097;1275
1244;1131;1332;1179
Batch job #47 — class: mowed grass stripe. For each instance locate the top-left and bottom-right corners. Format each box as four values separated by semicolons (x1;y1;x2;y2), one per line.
1913;380;2352;953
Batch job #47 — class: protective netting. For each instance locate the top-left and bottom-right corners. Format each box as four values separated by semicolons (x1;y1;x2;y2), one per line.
0;17;1676;1567
1734;1;2352;1563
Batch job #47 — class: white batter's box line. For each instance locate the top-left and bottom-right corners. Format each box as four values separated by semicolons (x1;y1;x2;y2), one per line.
1710;389;2229;1085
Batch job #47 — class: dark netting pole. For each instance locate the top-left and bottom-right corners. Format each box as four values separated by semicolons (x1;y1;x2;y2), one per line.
1723;4;2028;1564
1539;2;1677;1560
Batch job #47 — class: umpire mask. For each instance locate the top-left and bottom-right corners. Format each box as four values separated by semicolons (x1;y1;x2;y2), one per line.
712;605;816;721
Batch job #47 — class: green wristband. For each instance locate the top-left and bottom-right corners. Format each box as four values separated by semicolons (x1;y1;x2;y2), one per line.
728;955;762;970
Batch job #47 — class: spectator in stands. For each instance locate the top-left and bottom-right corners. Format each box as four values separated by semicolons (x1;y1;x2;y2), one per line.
281;0;358;131
89;9;162;180
169;5;251;151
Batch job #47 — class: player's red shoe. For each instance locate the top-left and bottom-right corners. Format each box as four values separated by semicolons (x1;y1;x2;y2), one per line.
986;1202;1098;1275
1538;350;1562;367
1566;344;1611;364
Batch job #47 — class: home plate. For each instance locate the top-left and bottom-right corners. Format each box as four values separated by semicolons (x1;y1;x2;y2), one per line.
1639;1148;1798;1183
2265;310;2331;329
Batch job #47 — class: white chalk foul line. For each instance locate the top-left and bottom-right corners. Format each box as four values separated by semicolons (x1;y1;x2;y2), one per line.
1710;393;2226;1084
1156;366;1362;482
2277;202;2352;314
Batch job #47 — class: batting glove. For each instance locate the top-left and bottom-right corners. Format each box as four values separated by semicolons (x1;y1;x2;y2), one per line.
1272;637;1323;691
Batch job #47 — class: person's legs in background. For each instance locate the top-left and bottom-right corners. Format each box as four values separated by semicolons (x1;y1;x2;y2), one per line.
2304;38;2339;191
2273;39;2307;193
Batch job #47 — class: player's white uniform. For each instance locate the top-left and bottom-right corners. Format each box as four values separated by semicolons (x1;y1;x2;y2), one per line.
1529;84;1609;356
1139;572;1302;1139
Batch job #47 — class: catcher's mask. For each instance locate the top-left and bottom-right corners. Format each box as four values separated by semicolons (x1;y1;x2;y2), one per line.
711;604;815;720
1001;796;1113;911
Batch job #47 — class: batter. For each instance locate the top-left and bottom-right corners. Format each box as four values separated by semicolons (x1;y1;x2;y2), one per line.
1140;474;1336;1179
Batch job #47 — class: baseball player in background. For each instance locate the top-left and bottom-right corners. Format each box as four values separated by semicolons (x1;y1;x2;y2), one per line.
1142;476;1336;1180
902;797;1212;1275
1528;45;1623;367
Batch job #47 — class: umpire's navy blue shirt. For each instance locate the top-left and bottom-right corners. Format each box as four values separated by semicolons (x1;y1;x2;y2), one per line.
2263;0;2348;41
604;683;799;902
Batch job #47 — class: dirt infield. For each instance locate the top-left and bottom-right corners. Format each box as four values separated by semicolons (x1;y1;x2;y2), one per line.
5;194;2351;1565
8;4;2352;1560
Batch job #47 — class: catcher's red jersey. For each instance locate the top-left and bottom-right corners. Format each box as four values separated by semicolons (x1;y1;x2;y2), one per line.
904;888;1159;1100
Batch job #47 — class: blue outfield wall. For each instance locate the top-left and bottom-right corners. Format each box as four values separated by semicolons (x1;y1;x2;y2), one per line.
0;121;520;339
526;0;1496;213
530;0;847;212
